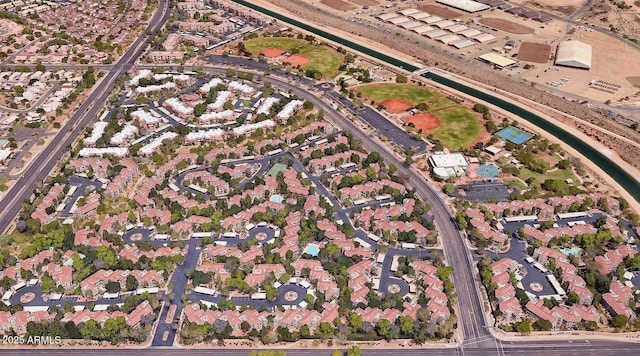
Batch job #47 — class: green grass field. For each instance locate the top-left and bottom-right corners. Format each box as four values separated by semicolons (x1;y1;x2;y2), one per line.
504;178;528;191
431;107;483;150
427;97;457;112
243;38;306;52
356;84;441;105
518;168;578;188
243;38;343;77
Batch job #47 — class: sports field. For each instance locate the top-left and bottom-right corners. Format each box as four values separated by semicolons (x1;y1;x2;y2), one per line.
431;107;484;150
244;38;343;77
355;84;441;105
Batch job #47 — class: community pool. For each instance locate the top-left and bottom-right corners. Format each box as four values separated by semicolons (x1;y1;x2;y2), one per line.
270;195;283;204
560;247;580;256
476;164;500;178
304;244;319;257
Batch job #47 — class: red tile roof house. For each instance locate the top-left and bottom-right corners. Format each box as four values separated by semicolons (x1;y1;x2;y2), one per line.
41;263;73;289
526;299;562;328
0;311;55;334
602;280;635;319
62;301;153;329
595;246;637;275
80;270;164;296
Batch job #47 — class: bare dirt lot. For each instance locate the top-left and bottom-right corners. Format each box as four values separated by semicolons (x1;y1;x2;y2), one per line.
518;42;552;63
261;48;285;57
626;76;640;88
284;54;310;66
320;0;356;11
380;99;413;113
349;0;378;6
478;18;535;34
511;0;586;16
406;113;441;131
417;4;462;19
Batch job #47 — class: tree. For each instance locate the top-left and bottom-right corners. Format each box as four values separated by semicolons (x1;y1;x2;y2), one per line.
315;321;333;339
377;318;391;338
395;75;408;83
443;183;455;195
105;281;120;293
346;346;362;356
348;312;363;330
533;319;553;331
612;315;629;328
332;351;342;356
397;315;414;336
515;320;531;334
125;275;138;291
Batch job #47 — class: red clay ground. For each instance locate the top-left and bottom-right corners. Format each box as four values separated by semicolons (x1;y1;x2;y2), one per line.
518;42;552;63
284;55;310;66
406;113;441;131
417;4;462;19
380;99;414;113
261;48;285;57
478;18;535;35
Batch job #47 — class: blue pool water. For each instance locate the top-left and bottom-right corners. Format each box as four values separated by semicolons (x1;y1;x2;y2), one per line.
270;195;283;203
304;244;319;257
476;164;500;178
560;247;580;255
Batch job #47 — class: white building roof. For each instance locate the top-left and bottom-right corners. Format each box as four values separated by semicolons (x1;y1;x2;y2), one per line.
165;97;193;115
256;97;279;115
429;152;469;168
199;78;224;94
208;91;234;110
438;34;462;44
199;109;236;123
185;129;224;142
478;52;516;68
436;0;490;13
232;119;276;136
555;40;592;69
421;16;443;24
377;13;399;21
398;8;420;16
450;39;475;49
79;147;129;157
110;124;138;146
84;121;108;145
412;25;435;34
276;100;304;119
135;81;177;94
139;132;178;156
473;33;496;43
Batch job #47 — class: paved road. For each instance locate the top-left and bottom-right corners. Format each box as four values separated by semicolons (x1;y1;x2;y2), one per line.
0;0;171;234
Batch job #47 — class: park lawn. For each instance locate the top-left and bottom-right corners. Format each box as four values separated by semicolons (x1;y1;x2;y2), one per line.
504;178;528;191
518;167;578;188
427;97;457;112
243;38;307;53
431;107;483;150
356;83;441;105
300;46;343;77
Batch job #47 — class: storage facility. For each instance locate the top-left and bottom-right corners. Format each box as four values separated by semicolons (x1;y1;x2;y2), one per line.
436;0;490;12
477;52;517;69
554;40;592;69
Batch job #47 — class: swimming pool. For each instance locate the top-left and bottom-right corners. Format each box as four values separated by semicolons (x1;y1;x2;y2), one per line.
304;244;319;257
270;195;283;204
476;164;500;178
560;247;580;255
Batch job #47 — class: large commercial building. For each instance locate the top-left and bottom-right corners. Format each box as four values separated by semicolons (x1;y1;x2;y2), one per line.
429;152;469;179
436;0;490;13
554;40;592;69
477;53;517;69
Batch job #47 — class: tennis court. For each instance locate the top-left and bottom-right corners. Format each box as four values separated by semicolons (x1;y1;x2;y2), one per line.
496;126;533;144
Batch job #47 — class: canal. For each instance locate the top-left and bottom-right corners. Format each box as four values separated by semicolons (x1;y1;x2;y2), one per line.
232;0;640;203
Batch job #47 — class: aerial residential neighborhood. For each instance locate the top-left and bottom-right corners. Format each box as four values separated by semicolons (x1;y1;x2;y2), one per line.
0;0;640;355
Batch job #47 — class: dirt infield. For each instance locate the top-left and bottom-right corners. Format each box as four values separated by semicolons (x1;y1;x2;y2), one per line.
380;99;413;113
627;76;640;88
284;55;310;66
417;4;461;19
261;48;284;57
320;0;356;11
406;113;441;131
478;18;535;35
350;0;378;6
518;42;552;63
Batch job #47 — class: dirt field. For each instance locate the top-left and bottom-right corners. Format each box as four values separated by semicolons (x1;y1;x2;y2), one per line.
417;4;461;19
626;76;640;88
512;0;586;16
284;55;310;66
349;0;378;6
320;0;356;11
518;42;552;63
261;48;284;57
478;18;535;35
406;113;441;131
380;99;414;113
